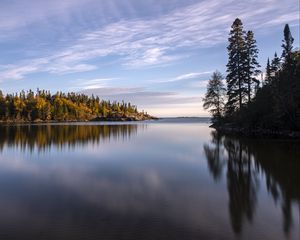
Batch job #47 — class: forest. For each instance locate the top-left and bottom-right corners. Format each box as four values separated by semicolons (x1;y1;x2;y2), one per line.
0;90;152;122
203;19;300;133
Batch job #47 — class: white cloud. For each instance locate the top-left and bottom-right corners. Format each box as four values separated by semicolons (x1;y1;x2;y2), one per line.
150;71;212;84
175;72;211;81
0;65;39;80
48;64;97;74
260;12;300;27
0;0;298;81
71;78;119;90
0;0;93;32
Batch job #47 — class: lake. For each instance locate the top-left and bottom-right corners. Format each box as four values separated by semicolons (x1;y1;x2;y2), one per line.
0;118;299;240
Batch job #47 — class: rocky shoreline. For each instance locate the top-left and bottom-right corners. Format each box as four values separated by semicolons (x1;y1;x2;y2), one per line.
92;114;158;122
211;124;300;139
0;114;158;124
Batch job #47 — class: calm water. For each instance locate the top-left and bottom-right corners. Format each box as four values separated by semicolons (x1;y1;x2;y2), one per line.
0;119;299;240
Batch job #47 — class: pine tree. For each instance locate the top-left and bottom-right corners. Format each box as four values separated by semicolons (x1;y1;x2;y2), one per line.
203;71;226;121
281;24;294;64
265;58;271;84
270;52;281;78
271;27;297;130
226;18;247;113
0;90;6;120
245;30;261;103
294;52;300;129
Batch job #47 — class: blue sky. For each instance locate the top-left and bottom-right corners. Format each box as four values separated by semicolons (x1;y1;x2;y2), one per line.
0;0;299;117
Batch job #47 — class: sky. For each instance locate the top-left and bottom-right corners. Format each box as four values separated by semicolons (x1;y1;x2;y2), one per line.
0;0;299;117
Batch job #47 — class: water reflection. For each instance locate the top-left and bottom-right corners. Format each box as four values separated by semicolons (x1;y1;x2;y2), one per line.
0;124;141;152
0;122;298;239
0;122;220;240
204;131;300;235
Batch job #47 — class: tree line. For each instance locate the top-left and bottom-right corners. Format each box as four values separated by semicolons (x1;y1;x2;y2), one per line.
203;18;300;131
0;89;143;122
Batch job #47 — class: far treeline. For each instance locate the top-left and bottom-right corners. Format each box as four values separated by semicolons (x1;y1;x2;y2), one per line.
0;90;152;122
203;18;300;132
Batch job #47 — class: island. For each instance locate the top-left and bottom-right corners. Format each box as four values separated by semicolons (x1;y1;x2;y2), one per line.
0;90;157;123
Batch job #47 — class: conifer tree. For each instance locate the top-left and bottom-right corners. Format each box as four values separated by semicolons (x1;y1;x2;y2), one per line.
270;52;281;77
281;24;294;64
295;52;300;129
0;90;5;119
278;26;297;129
265;58;271;84
205;20;299;131
245;30;261;102
203;71;226;121
226;18;247;113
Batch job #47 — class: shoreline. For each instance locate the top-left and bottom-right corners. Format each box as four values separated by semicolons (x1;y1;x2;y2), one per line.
0;116;159;125
211;124;300;139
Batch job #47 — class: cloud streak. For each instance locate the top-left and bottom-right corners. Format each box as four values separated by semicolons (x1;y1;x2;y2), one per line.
80;87;203;110
0;0;298;81
159;71;212;83
71;78;119;90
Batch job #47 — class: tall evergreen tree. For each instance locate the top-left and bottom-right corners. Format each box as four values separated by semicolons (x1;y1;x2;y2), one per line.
205;20;299;132
226;18;247;113
0;90;5;119
203;71;226;121
270;52;281;76
277;27;297;129
245;30;261;102
295;51;300;129
265;58;271;84
281;24;294;63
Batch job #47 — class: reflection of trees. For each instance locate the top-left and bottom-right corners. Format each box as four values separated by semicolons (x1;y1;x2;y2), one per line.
224;137;258;234
248;140;300;234
204;131;300;235
203;131;226;181
0;124;141;151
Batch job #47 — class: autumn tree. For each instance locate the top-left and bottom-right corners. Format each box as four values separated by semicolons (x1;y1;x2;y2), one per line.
0;88;144;122
0;90;6;120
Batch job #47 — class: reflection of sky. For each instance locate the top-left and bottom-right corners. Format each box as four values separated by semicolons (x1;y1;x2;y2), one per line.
0;122;299;239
